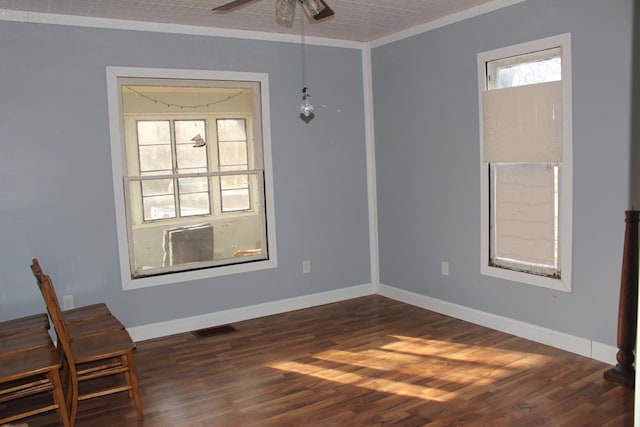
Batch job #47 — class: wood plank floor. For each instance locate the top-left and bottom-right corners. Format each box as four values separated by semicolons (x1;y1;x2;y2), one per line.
9;295;634;426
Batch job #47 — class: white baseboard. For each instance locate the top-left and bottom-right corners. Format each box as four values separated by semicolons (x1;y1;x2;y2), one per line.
591;341;619;365
377;283;617;365
127;281;616;366
128;283;375;342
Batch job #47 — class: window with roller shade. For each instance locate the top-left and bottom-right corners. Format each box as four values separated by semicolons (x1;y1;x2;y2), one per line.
477;34;572;291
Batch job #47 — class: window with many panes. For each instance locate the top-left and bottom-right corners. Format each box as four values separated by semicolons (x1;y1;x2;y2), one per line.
107;68;277;290
478;34;572;292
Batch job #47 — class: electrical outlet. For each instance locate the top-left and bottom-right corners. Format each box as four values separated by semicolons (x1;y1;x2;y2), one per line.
303;260;311;273
62;294;74;310
441;261;449;276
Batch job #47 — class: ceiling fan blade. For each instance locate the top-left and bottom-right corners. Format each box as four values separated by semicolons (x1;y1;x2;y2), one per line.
212;0;256;12
313;0;334;20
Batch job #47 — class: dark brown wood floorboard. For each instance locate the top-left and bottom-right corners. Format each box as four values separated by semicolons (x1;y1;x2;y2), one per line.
6;295;633;426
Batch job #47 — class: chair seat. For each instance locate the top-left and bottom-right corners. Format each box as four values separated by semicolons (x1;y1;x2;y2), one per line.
0;343;61;382
62;303;112;323
1;330;53;356
0;313;49;337
67;314;124;340
70;329;136;363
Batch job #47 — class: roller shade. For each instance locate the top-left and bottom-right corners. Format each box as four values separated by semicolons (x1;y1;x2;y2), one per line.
483;80;562;163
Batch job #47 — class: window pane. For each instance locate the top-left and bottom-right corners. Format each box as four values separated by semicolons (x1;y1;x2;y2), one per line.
141;178;172;196
179;192;211;216
221;164;248;173
217;119;247;141
139;146;172;172
219;141;248;166
179;177;209;193
494;56;561;89
175;120;206;144
175;120;208;169
221;189;250;212
491;163;558;272
176;144;208;169
221;174;248;190
137;121;170;145
143;195;176;220
487;47;561;89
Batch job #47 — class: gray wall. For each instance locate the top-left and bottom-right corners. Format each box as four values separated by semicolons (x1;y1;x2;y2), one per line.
373;0;634;346
0;23;370;327
1;0;634;348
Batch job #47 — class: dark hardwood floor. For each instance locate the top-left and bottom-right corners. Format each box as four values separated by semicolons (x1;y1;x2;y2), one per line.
8;295;634;426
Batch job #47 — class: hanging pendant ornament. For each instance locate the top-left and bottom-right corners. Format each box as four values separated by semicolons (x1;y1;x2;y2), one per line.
298;9;314;121
300;86;314;117
191;133;206;147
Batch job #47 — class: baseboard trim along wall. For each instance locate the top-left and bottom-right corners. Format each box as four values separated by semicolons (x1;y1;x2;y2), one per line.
127;282;617;366
377;283;618;366
127;283;375;342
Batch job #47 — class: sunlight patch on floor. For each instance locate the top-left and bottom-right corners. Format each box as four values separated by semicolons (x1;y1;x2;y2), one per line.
270;334;554;402
384;335;551;369
270;360;455;402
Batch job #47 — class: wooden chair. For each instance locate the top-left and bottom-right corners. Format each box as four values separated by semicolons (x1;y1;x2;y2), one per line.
0;322;70;426
33;271;143;426
31;258;125;340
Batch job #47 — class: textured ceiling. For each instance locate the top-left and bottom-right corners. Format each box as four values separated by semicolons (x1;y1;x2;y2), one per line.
0;0;508;43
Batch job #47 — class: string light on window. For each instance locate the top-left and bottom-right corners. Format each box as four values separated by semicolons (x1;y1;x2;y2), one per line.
123;86;248;110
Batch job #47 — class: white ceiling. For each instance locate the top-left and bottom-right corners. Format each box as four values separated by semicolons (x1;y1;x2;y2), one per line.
0;0;516;43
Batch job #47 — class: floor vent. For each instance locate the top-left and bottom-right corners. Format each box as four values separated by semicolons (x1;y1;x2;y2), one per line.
192;324;237;339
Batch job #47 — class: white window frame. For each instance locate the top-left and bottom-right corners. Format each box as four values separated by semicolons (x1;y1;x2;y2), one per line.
106;67;277;290
477;33;572;292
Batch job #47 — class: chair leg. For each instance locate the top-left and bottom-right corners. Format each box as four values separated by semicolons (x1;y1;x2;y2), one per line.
66;369;80;427
50;369;71;427
126;351;144;421
121;354;133;398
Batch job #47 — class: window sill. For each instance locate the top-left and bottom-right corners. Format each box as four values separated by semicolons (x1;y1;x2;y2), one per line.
481;264;570;292
122;257;277;290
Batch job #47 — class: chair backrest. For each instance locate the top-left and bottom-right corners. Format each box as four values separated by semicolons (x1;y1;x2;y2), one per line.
31;269;67;342
30;262;77;378
31;257;46;283
31;258;66;324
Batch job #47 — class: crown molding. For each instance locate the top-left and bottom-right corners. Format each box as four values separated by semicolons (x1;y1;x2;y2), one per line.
1;0;526;49
0;8;363;49
370;0;527;48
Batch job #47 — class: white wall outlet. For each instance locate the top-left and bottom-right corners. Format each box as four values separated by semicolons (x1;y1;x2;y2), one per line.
441;261;449;276
303;260;311;273
62;294;74;310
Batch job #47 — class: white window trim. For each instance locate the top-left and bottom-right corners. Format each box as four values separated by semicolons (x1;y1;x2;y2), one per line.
477;33;573;292
106;66;278;290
